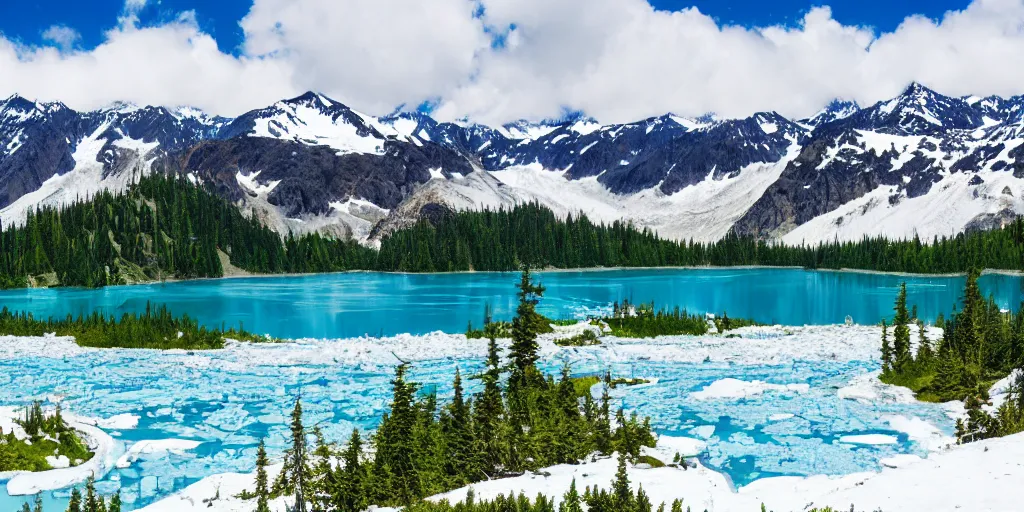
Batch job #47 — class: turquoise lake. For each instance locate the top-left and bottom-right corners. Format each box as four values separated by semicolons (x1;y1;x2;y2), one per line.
1;268;1021;510
0;268;1022;338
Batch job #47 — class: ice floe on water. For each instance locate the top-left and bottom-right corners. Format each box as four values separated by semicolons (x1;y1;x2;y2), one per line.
0;325;966;510
690;378;810;401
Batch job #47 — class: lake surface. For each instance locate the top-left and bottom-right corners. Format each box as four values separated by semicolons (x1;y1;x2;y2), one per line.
1;269;1022;338
0;331;953;511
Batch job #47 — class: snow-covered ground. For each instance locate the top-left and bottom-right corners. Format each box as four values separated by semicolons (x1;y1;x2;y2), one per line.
381;158;795;244
0;323;989;511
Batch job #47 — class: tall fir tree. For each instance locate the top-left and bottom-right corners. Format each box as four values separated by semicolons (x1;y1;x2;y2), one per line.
880;319;892;374
289;399;309;512
893;282;912;372
254;438;271;512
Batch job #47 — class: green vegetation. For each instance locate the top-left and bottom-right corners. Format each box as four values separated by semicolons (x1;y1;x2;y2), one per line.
0;173;374;289
554;330;601;347
601;300;757;338
6;174;1024;289
0;302;265;349
0;402;91;472
878;272;1024;443
610;378;652;389
239;269;655;510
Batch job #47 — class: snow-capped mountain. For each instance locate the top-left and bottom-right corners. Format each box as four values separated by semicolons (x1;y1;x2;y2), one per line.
4;82;1024;246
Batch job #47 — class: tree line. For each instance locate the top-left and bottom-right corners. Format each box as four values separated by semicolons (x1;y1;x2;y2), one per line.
4;174;1024;288
0;302;263;349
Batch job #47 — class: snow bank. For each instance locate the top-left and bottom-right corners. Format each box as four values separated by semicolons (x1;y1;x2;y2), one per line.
5;412;122;495
837;434;898;445
884;415;955;452
690;378;809;401
116;439;203;469
836;370;917;404
136;463;288;512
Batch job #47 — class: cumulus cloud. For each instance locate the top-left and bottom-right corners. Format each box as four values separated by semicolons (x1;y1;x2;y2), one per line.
41;25;81;51
239;0;487;115
3;0;1024;123
0;15;294;115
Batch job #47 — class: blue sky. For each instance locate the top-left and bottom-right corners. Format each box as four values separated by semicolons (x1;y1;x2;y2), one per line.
0;0;971;54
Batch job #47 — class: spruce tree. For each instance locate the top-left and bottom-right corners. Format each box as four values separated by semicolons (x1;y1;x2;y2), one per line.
916;320;933;365
335;428;365;512
84;476;99;512
34;494;44;512
611;451;632;508
474;328;505;472
893;282;912;373
254;439;271;512
67;488;82;512
107;493;121;512
880;319;892;374
559;479;584;512
509;268;545;385
289;399;308;512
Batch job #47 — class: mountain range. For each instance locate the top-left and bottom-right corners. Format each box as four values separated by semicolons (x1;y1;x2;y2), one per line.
3;82;1024;246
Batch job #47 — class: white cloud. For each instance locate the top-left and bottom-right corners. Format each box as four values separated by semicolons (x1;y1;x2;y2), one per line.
3;0;1024;123
41;25;81;51
0;15;294;115
239;0;487;115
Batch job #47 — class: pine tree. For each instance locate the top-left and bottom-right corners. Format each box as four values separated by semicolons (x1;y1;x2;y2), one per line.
289;399;308;512
880;319;892;374
916;320;933;365
34;494;44;512
509;268;546;385
84;476;99;512
334;428;365;512
67;488;82;512
559;479;584;512
107;493;121;512
254;439;271;512
893;282;912;373
474;329;505;472
612;451;632;508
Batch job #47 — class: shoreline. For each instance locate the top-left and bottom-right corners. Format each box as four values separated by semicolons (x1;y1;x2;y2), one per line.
10;265;1022;292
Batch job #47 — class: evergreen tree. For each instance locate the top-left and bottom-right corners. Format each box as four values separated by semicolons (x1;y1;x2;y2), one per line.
254;439;271;512
289;399;309;512
893;283;912;372
34;494;44;512
559;479;584;512
66;488;82;512
509;268;546;385
612;451;633;508
107;493;121;512
333;428;366;512
880;319;892;374
916;320;933;365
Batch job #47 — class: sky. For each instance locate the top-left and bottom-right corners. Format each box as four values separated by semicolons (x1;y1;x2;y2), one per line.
0;0;1020;124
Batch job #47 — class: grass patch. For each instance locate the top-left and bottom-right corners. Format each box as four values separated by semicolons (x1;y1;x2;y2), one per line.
635;455;665;468
601;301;759;338
0;303;268;350
553;330;601;347
609;378;651;389
570;376;601;398
549;318;581;326
0;402;92;472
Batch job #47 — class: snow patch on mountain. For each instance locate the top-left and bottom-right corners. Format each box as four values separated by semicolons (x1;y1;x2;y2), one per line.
0;124;147;228
782;170;1024;245
248;100;387;156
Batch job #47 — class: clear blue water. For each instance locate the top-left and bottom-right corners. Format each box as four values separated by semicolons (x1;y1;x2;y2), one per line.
0;269;1022;338
1;268;1012;510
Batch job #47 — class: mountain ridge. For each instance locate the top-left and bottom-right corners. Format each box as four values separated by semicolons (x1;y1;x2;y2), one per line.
4;82;1024;246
